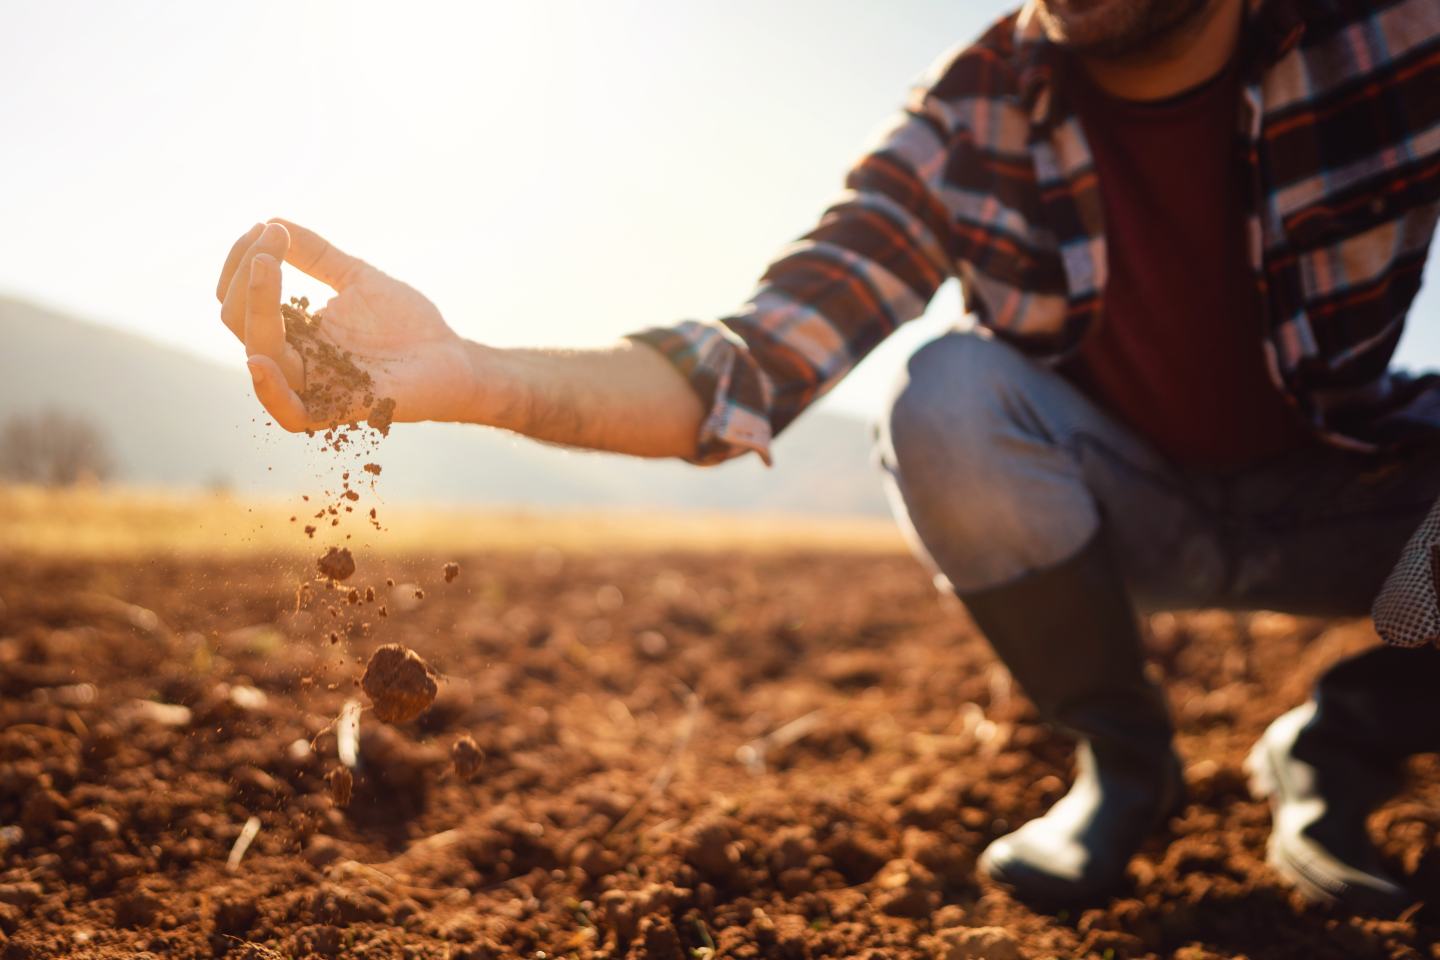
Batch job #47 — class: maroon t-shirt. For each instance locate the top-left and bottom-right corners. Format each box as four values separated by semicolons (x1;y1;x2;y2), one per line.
1065;58;1312;470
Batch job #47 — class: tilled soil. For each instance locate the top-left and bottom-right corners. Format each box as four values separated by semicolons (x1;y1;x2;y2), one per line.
0;551;1436;960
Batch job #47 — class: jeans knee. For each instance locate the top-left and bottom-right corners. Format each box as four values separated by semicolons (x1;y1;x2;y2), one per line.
877;332;1021;496
875;331;1099;592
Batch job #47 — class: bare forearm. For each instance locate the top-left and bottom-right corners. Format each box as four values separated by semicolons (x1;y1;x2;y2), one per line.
456;340;705;459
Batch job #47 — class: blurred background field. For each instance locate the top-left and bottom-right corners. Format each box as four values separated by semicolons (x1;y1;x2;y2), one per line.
0;485;906;559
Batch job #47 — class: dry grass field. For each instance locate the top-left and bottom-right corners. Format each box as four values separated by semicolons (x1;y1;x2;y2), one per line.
0;486;907;560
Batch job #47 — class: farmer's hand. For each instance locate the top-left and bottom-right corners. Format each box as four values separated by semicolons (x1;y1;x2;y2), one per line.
216;219;478;431
217;218;705;457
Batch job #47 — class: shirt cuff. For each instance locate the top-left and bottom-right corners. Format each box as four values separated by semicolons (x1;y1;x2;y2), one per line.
626;321;775;466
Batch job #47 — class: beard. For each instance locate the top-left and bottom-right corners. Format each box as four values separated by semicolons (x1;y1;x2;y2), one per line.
1034;0;1216;60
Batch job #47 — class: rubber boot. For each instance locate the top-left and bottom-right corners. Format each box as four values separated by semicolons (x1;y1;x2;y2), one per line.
966;530;1183;904
1245;645;1440;916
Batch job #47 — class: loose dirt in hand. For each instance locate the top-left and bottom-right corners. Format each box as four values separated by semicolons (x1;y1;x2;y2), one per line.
366;398;397;437
280;297;395;433
2;552;1436;959
361;643;438;723
316;546;356;582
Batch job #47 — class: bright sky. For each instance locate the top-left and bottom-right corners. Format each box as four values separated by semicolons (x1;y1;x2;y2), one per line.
2;0;1436;421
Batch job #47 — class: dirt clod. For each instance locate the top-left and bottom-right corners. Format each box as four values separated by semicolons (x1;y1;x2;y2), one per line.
361;644;438;723
327;766;353;808
317;547;355;582
443;562;460;583
451;735;484;780
933;926;1022;960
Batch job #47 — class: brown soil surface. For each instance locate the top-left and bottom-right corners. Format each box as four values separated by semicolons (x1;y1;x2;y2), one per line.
1;551;1436;959
362;645;439;724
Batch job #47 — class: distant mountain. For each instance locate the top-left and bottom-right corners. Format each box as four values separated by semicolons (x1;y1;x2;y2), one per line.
0;295;893;515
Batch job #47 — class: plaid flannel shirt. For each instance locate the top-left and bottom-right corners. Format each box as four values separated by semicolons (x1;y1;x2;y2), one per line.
629;0;1440;466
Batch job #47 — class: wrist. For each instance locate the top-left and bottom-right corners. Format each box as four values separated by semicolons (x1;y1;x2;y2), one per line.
452;339;522;429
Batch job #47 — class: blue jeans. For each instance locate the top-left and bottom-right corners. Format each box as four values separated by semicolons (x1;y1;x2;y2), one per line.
877;330;1440;760
875;330;1440;617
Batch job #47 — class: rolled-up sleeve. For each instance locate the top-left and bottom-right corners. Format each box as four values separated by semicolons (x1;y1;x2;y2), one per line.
627;78;958;466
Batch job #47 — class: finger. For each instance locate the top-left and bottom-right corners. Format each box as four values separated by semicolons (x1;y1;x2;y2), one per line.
246;254;306;389
247;354;312;432
220;222;290;340
245;254;288;363
216;222;264;302
270;218;363;290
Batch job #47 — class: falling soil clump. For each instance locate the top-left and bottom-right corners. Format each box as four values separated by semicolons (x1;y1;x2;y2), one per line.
366;398;397;437
443;562;460;583
317;546;356;582
361;643;438;723
452;735;484;780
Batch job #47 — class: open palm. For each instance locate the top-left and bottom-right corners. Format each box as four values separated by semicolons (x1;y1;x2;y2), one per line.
216;219;474;431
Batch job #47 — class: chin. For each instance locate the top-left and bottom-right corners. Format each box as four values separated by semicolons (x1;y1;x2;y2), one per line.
1036;0;1211;58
